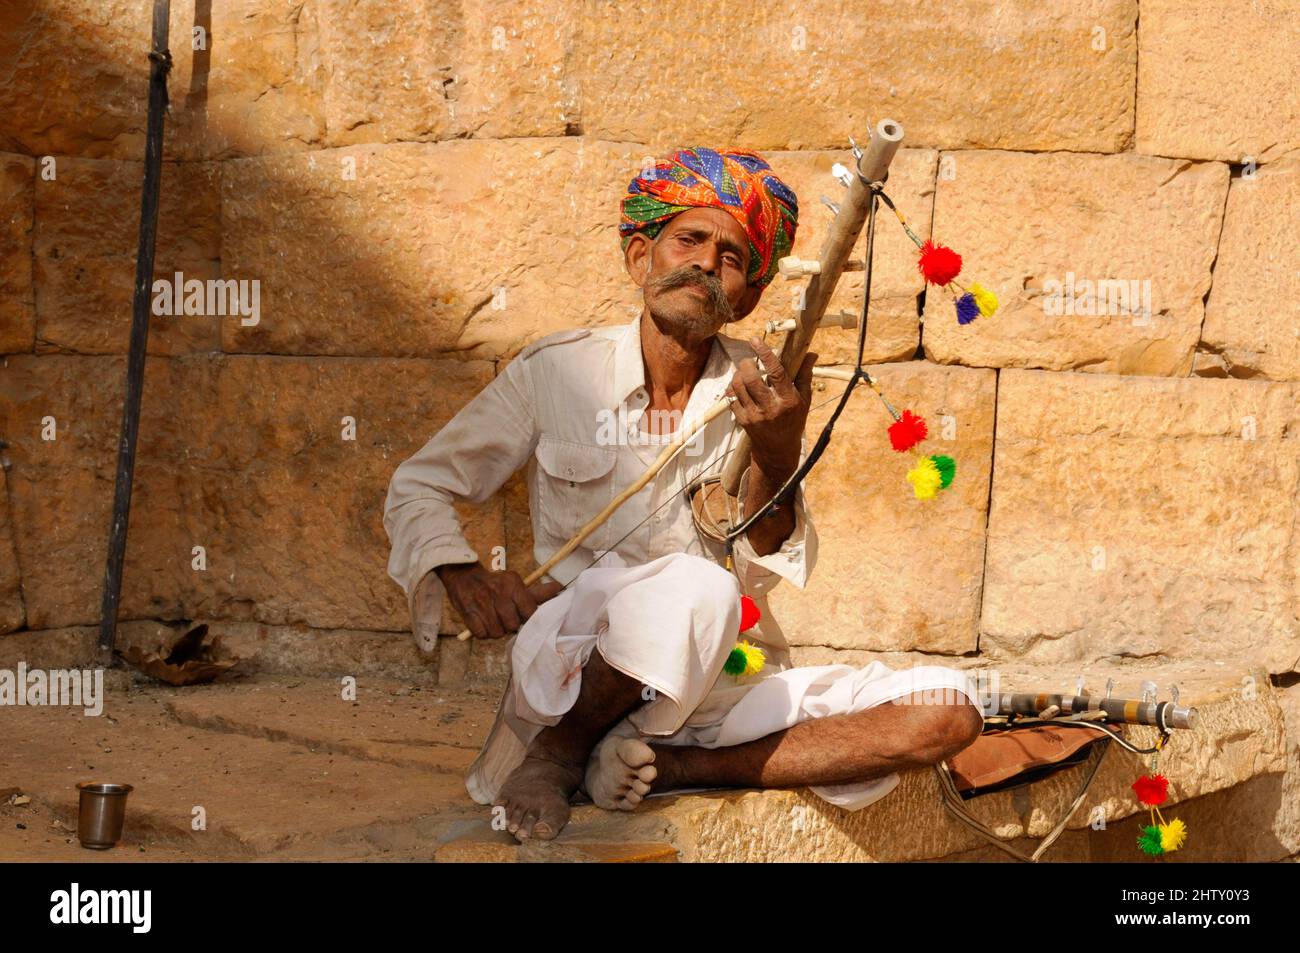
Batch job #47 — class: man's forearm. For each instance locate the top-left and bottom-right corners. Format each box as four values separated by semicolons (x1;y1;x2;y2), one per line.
741;460;798;556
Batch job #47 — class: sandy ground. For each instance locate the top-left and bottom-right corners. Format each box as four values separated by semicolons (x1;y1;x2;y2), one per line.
0;670;676;863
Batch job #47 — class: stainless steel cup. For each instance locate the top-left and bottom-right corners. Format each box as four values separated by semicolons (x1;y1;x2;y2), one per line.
76;781;134;849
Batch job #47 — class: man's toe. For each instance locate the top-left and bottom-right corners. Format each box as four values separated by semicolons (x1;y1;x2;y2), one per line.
507;804;526;833
617;738;656;769
534;805;568;840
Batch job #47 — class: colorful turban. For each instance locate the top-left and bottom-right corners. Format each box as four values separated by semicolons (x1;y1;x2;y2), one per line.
619;148;799;289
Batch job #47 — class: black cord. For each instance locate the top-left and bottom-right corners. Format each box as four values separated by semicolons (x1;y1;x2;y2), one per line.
723;183;883;555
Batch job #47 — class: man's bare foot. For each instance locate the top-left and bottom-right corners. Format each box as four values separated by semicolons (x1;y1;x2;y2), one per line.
493;754;583;842
585;736;658;811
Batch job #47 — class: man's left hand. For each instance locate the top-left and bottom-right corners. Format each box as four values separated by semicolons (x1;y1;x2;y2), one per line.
726;337;817;478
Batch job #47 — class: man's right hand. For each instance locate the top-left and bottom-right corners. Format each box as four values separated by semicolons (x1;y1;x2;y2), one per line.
432;562;564;639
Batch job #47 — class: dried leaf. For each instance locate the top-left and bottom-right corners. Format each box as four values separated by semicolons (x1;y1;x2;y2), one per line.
119;624;240;686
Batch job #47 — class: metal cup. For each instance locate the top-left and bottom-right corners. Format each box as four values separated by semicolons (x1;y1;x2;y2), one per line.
76;781;134;850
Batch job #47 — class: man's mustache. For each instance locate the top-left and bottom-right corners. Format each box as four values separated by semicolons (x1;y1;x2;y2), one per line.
647;266;734;320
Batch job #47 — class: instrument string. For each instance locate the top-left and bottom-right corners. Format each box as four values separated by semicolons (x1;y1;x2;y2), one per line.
563;385;856;585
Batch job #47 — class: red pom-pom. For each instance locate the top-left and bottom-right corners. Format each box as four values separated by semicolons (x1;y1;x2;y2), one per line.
888;410;928;452
918;240;962;286
1132;773;1169;806
739;595;761;632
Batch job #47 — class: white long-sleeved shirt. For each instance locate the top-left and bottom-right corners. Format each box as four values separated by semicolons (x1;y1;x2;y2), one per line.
383;314;818;646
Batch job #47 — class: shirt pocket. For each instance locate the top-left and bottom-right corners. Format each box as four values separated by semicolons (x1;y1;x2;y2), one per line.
534;435;619;552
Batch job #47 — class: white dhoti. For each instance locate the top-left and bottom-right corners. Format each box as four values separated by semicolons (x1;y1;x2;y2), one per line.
465;553;984;812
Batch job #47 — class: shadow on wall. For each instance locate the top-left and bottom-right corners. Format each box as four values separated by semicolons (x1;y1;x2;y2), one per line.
0;0;517;637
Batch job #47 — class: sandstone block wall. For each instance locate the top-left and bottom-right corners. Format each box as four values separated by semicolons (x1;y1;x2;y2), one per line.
1;0;1297;693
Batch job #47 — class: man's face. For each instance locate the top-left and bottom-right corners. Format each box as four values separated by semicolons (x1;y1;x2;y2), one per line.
626;207;763;340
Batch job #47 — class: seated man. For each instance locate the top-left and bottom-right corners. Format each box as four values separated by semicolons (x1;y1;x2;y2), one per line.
384;147;984;843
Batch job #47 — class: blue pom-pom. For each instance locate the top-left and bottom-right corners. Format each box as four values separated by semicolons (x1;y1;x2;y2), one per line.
955;293;980;325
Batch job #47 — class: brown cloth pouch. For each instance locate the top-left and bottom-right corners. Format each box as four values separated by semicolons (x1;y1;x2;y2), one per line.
947;723;1105;797
936;720;1120;861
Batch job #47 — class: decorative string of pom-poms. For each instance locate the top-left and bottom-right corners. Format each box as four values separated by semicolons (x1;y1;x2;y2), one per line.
918;240;999;326
881;403;956;501
725;595;766;677
873;190;999;326
812;371;958;501
1132;736;1188;856
857;190;981;496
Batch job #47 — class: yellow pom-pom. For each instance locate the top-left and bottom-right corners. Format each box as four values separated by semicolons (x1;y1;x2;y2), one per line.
970;282;998;318
906;457;942;500
1159;818;1187;852
736;640;766;676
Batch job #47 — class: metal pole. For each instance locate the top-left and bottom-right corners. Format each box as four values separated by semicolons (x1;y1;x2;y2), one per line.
98;0;172;661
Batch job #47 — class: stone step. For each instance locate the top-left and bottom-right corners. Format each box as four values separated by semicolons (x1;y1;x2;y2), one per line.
628;659;1296;862
1;659;1292;861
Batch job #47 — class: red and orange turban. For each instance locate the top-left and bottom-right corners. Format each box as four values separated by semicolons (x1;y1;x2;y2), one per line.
619;148;799;289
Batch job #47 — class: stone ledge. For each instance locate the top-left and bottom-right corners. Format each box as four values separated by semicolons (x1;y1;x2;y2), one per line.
1;646;1290;861
631;659;1292;861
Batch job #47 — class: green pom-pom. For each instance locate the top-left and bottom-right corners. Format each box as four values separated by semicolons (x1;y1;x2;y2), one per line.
723;647;747;676
1137;825;1165;856
930;454;956;489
